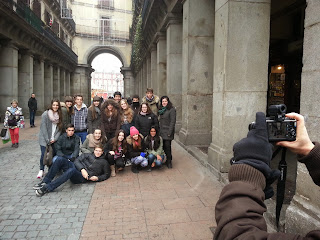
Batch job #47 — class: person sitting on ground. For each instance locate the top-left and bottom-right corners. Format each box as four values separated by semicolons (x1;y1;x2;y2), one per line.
214;112;320;240
126;126;148;173
87;96;102;134
34;144;111;197
142;88;160;115
119;99;135;137
144;127;166;171
52;124;80;163
135;102;159;137
81;128;107;154
131;94;140;116
105;129;128;177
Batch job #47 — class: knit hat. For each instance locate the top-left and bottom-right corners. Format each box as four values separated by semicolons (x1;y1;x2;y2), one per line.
130;126;139;137
93;96;100;102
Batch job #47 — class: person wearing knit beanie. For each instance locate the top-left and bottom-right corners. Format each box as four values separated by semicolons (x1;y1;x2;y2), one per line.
130;126;139;137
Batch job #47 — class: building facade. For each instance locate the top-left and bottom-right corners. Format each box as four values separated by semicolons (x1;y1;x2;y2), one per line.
129;0;320;235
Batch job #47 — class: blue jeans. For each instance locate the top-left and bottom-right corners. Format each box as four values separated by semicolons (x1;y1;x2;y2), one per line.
147;154;165;167
75;131;87;143
43;158;86;192
52;154;72;164
29;110;36;126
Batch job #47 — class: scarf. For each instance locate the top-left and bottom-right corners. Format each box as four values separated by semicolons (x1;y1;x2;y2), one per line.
95;106;101;115
140;111;147;116
158;107;167;115
48;110;59;124
146;95;154;102
87;134;101;148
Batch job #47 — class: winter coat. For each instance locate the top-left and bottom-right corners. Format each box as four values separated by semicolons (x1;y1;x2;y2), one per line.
60;102;71;131
54;132;80;158
74;153;111;182
101;99;121;136
144;135;165;156
81;134;107;154
159;107;176;140
135;112;159;137
214;142;320;240
126;134;146;159
87;106;102;134
4;107;25;129
38;110;61;146
28;97;37;111
142;95;160;115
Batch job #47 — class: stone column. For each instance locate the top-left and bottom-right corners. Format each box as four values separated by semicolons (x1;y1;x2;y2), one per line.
33;58;45;112
285;0;320;234
150;45;158;93
18;51;34;118
142;59;148;94
179;0;214;146
71;65;93;105
146;54;151;88
44;62;53;108
166;18;183;132
120;67;133;97
207;0;271;176
65;71;71;96
156;33;167;97
0;42;18;120
53;66;60;99
60;68;66;100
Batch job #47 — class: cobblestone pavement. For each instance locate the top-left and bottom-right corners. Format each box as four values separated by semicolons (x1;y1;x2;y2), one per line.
0;118;223;240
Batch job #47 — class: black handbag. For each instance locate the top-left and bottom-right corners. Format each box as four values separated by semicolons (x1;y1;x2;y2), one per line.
7;112;18;126
0;128;7;138
43;144;53;166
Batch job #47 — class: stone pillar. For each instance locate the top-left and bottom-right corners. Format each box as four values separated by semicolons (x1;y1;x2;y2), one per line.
142;59;148;94
18;51;34;118
33;58;45;112
65;71;71;96
60;68;66;100
150;46;158;93
207;0;270;176
44;62;53;108
285;0;320;234
53;66;60;99
146;54;151;88
166;18;183;132
121;67;134;97
71;65;93;105
179;0;214;146
156;33;167;97
0;42;18;120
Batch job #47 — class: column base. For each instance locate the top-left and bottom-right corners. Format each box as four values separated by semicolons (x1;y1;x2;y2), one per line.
178;127;211;146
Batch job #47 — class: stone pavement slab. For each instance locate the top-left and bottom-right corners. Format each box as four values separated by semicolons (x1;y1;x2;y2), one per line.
0;118;223;239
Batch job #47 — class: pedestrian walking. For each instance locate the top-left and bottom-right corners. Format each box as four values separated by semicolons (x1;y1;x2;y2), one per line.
37;99;63;179
135;102;159;137
158;96;176;169
3;99;25;148
87;96;102;134
28;93;37;127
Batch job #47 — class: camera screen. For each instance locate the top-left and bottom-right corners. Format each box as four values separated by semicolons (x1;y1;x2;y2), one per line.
266;119;296;142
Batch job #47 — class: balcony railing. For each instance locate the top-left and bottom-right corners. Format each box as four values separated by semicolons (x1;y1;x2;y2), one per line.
2;0;78;63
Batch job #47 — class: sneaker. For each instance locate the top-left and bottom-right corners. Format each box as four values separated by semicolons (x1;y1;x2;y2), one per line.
15;143;19;148
33;181;46;190
36;185;49;197
37;170;44;179
125;161;132;167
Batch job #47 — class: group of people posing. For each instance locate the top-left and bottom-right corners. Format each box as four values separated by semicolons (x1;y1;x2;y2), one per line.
33;88;176;196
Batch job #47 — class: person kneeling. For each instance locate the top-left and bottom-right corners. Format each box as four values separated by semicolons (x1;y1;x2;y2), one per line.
145;127;166;171
126;126;148;173
33;145;110;197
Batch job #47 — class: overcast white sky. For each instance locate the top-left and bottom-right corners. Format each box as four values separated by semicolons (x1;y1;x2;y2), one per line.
91;53;122;73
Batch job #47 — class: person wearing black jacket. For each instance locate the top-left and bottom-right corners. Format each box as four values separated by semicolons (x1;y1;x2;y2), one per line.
28;93;37;127
53;124;80;163
135;103;159;137
34;145;110;197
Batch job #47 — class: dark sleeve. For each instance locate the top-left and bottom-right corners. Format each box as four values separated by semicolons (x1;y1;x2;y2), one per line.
298;142;320;186
97;161;111;182
152;114;159;132
87;109;93;134
168;108;176;136
104;139;113;152
72;136;80;157
214;164;319;240
73;153;88;171
135;115;141;131
55;136;64;156
28;99;31;108
116;113;121;131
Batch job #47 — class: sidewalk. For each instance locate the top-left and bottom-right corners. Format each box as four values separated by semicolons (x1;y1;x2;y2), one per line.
0;119;223;240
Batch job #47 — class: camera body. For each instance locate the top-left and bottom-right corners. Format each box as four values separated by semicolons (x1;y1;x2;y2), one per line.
249;104;296;142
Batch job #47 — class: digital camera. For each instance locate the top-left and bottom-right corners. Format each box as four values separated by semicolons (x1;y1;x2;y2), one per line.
249;104;296;142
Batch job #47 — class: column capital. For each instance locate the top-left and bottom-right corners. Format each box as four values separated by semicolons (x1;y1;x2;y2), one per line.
19;49;34;57
164;13;183;29
154;32;166;44
148;43;157;52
